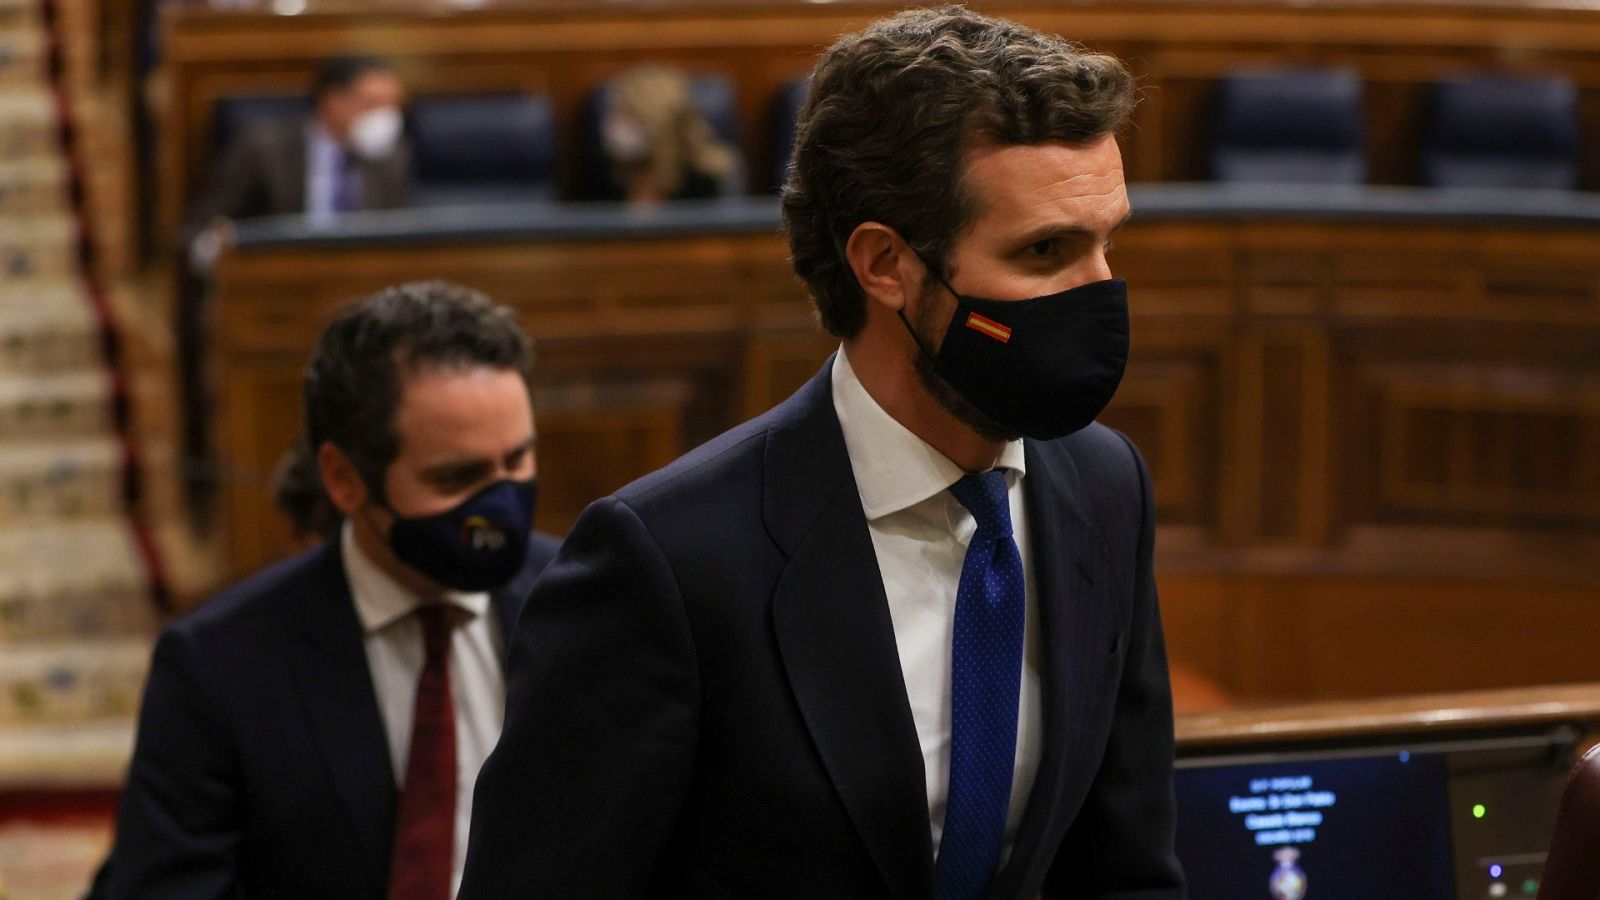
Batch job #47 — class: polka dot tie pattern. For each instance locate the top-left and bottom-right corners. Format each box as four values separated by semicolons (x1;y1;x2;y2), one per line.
936;469;1025;900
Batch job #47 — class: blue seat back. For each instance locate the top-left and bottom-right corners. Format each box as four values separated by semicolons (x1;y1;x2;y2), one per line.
770;77;809;193
212;94;311;153
1212;69;1366;184
1422;75;1579;189
581;73;743;199
408;92;558;205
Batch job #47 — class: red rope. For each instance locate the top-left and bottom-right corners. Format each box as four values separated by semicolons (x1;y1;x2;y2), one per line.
36;0;172;613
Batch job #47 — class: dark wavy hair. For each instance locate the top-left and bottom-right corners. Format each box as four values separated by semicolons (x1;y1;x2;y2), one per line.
304;281;534;499
309;55;392;102
781;5;1135;338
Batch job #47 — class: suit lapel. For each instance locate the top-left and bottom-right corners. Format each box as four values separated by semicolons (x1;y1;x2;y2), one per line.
489;552;536;664
489;589;519;662
276;119;310;216
288;540;397;886
766;360;935;900
989;441;1119;900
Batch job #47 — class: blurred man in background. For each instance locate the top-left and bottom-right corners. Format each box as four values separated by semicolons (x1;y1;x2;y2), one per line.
107;282;558;900
187;54;410;234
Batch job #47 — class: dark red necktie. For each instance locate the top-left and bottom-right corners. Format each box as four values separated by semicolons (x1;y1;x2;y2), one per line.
388;603;460;900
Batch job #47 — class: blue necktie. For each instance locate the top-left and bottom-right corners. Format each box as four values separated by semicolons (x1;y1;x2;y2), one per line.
936;469;1026;900
333;154;362;213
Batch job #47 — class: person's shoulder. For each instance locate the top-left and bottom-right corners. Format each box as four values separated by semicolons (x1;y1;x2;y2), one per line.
1059;420;1142;467
525;530;562;573
529;529;562;558
615;363;836;516
165;541;337;646
1034;421;1147;500
612;407;775;513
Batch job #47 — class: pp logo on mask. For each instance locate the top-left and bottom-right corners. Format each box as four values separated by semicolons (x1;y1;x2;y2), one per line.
461;515;509;553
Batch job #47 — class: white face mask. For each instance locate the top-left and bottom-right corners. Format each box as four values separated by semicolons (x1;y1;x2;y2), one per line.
601;114;651;164
347;106;402;161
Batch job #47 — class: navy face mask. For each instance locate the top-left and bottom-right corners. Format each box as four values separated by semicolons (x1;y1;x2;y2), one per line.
901;271;1130;441
383;479;537;592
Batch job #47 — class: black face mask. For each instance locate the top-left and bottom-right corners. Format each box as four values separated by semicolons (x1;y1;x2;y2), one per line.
381;479;538;592
900;270;1130;441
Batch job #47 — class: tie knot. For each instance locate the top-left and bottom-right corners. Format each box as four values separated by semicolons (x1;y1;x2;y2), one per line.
414;603;464;661
949;469;1012;538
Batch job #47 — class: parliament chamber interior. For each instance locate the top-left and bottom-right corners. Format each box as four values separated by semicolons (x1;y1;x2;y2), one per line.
0;0;1598;896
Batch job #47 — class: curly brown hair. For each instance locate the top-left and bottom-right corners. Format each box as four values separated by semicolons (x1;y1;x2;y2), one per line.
304;281;534;500
781;5;1135;338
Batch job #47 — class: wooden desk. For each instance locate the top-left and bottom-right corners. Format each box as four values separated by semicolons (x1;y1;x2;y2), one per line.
1177;682;1600;750
210;188;1600;702
157;0;1600;241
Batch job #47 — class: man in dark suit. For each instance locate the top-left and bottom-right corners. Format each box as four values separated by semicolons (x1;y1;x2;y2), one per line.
107;282;558;899
187;55;411;232
463;7;1183;899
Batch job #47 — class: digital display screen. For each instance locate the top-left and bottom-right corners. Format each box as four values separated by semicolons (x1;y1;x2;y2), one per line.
1175;752;1456;899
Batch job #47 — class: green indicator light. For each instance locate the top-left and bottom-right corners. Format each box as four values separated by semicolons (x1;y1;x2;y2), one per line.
1522;880;1538;895
1472;804;1487;819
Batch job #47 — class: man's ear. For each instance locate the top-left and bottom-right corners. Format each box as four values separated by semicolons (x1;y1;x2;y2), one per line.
844;221;924;315
317;441;369;516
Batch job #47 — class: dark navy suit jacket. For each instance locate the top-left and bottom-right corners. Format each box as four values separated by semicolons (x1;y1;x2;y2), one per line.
461;360;1183;899
105;531;559;899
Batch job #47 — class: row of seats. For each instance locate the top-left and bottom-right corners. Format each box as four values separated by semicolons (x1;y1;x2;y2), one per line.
213;69;1585;205
1215;70;1582;188
213;75;761;206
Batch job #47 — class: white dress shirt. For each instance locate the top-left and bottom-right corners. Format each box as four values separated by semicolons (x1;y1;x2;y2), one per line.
340;522;506;898
830;348;1043;861
305;124;345;219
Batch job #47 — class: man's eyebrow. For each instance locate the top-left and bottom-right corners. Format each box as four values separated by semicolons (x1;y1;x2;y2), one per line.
421;458;492;482
1015;210;1134;246
419;435;537;480
502;437;536;460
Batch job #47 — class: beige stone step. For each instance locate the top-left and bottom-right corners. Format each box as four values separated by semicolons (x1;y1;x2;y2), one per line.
0;369;111;438
0;157;65;216
0;30;44;87
0;570;153;644
0;88;58;162
0;215;79;280
0;721;131;790
0;518;149;598
0;637;149;728
0;437;123;521
0;4;37;40
0;282;98;374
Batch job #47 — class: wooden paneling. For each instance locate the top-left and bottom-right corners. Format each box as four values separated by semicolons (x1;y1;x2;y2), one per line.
208;213;1600;701
1160;572;1600;703
157;0;1600;243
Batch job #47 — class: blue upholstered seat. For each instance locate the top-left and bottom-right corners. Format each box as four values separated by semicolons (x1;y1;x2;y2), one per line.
212;95;311;153
408;92;559;205
769;77;809;193
1212;69;1366;185
1422;74;1579;190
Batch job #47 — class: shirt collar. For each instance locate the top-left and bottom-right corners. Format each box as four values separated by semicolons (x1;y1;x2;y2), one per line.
830;346;1025;522
340;519;490;634
307;122;345;166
